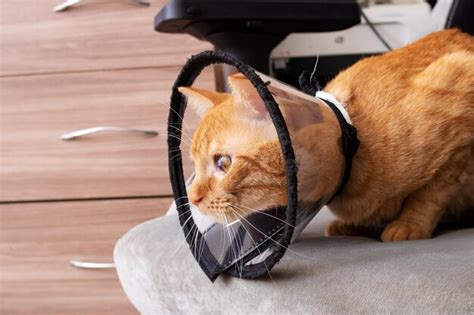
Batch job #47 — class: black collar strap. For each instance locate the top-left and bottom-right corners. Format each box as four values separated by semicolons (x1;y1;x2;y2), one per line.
318;96;359;203
299;71;360;203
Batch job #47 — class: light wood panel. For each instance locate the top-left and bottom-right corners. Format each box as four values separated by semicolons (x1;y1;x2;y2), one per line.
0;197;173;315
0;67;212;202
0;0;211;76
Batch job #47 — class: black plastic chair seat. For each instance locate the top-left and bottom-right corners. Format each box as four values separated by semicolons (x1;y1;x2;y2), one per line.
155;0;360;72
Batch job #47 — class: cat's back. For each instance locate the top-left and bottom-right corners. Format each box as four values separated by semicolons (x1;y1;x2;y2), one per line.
326;28;474;185
325;29;474;109
325;29;474;139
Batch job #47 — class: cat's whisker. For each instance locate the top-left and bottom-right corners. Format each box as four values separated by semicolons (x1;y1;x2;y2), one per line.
192;219;200;261
164;104;185;121
216;211;227;262
233;222;245;279
227;202;295;228
223;212;239;275
220;210;239;266
227;206;275;282
167;137;190;149
217;211;227;259
174;195;189;202
177;207;192;218
197;227;206;265
224;219;241;228
168;134;192;147
174;210;195;237
169;152;183;162
222;205;241;227
176;200;191;206
167;124;193;143
163;103;195;137
169;150;182;157
231;209;320;262
170;223;197;258
192;215;203;263
225;206;245;278
176;207;191;214
168;148;185;154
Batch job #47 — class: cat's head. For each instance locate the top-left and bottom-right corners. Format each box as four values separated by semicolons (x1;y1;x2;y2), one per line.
178;74;287;223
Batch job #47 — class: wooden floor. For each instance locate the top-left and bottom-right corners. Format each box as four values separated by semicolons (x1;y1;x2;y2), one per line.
0;0;210;313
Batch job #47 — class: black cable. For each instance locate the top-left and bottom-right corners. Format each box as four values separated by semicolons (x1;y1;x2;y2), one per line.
358;5;393;51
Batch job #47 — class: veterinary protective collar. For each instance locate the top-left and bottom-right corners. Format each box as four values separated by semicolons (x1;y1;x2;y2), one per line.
168;50;358;282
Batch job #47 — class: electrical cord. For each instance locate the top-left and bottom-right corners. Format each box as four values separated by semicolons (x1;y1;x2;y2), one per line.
358;5;393;51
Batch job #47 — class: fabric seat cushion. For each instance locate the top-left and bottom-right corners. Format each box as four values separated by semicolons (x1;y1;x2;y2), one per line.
114;207;473;314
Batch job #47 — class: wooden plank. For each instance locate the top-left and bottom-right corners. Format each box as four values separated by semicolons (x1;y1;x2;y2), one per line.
0;197;173;315
0;67;211;202
0;0;212;76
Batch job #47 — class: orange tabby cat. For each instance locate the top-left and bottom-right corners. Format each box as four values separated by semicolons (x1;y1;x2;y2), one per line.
179;29;474;241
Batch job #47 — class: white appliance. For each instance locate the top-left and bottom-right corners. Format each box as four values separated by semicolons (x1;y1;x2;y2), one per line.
270;0;455;74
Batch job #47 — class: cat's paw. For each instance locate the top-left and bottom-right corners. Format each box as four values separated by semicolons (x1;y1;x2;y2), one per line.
381;220;431;242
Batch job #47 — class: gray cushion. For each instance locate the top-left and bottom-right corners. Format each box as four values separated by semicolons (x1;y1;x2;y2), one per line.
114;207;474;314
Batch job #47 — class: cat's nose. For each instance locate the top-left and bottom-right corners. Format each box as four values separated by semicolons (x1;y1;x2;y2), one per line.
189;190;204;206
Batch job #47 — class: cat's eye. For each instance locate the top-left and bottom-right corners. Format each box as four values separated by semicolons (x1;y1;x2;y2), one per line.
214;154;232;173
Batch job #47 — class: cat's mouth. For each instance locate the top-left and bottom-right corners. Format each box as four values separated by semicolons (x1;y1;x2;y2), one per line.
197;200;248;224
200;207;242;224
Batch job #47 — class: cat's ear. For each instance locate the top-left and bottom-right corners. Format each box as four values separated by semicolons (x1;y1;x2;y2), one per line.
178;87;228;117
228;73;269;120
